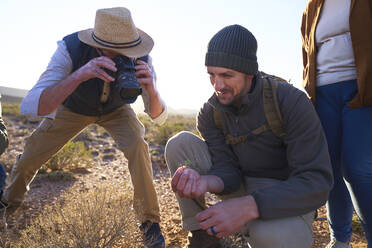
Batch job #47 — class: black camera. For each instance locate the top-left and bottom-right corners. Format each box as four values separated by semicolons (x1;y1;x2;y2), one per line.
106;55;145;104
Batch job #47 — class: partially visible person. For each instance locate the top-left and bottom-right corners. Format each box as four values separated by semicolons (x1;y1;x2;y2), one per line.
0;7;166;247
0;98;9;194
301;1;372;247
166;24;333;248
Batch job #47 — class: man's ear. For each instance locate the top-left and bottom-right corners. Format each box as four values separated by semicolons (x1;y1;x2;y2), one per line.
246;74;254;82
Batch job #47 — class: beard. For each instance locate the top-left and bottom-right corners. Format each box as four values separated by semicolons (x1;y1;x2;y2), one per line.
216;87;248;107
216;88;235;106
215;75;253;107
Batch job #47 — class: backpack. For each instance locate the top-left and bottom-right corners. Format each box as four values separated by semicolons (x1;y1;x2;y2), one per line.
213;73;286;145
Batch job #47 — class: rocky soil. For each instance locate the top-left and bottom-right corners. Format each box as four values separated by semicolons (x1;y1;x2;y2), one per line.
0;114;367;247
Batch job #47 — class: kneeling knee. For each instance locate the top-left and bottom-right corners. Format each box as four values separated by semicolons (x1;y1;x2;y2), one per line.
166;131;195;149
165;131;198;173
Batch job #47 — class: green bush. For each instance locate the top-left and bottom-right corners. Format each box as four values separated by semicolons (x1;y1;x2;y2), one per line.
38;170;76;181
43;141;92;172
138;114;198;145
151;122;190;145
1;102;21;116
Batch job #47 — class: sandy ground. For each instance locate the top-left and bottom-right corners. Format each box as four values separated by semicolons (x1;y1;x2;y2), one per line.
0;114;367;247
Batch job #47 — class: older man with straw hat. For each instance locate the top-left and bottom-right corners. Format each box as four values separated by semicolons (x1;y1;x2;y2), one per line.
0;7;166;247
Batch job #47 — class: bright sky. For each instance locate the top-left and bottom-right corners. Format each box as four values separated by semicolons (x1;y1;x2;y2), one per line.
0;0;308;110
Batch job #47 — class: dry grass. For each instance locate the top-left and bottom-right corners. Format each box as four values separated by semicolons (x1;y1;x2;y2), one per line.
3;185;140;248
0;104;368;247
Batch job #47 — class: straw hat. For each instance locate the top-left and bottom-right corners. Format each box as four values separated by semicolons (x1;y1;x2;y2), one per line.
78;7;153;58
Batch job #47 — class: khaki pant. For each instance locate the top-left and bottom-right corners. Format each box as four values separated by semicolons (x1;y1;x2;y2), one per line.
165;131;314;248
3;105;160;223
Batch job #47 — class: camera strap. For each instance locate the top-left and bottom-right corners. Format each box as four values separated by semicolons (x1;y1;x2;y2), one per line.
96;48;111;103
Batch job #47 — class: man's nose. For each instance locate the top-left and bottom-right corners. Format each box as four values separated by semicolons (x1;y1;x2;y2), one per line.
213;77;225;91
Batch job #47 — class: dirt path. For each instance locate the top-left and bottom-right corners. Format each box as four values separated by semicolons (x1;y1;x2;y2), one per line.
1;115;367;247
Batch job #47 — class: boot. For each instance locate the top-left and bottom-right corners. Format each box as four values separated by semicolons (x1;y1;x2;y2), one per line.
185;229;222;248
325;238;351;248
140;221;165;248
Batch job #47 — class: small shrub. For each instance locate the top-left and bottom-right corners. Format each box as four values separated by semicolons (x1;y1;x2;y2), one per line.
1;103;21;116
14;185;140;248
43;141;92;172
139;114;198;145
39;170;76;181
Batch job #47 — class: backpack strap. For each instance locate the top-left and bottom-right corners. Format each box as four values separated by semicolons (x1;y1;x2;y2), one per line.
213;73;285;145
213;107;225;135
262;77;285;138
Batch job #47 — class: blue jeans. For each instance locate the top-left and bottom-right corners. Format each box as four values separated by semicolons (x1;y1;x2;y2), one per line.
0;163;6;190
315;80;372;246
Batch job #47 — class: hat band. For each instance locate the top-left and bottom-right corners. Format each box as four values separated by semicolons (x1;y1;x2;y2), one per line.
92;32;142;49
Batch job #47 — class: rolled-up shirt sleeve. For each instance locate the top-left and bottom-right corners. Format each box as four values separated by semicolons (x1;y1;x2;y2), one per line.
140;55;168;126
20;40;73;120
141;89;168;125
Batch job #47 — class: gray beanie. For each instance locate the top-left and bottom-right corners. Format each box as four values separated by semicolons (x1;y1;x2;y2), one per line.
205;24;258;75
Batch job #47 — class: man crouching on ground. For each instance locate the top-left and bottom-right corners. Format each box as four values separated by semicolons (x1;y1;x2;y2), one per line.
165;24;333;248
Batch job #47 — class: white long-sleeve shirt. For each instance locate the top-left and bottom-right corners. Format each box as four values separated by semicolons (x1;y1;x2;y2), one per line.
315;0;357;86
20;40;167;124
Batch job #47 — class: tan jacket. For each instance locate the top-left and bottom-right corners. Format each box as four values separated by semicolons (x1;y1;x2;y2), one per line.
301;0;372;107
